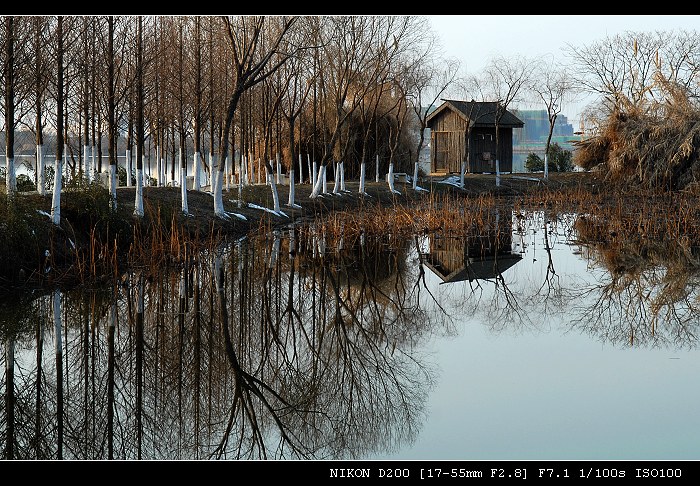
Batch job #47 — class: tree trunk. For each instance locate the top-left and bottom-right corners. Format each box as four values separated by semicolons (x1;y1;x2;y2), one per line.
134;17;145;217
107;16;117;209
388;162;397;193
4;17;16;195
340;161;345;191
333;162;341;193
51;17;64;226
53;289;63;459
287;168;295;207
180;147;188;214
359;161;366;194
4;338;14;458
412;161;419;190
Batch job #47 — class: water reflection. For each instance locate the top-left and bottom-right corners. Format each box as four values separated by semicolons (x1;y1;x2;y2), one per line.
2;207;700;459
1;228;441;459
570;212;700;349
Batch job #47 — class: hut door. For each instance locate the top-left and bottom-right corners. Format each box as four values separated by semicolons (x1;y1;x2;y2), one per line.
433;131;448;172
474;132;496;172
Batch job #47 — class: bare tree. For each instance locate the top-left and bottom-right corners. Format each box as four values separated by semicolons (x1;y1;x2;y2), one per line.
50;16;65;225
309;16;414;198
474;54;534;186
213;15;298;219
31;17;49;195
565;29;700;121
530;56;575;180
404;50;460;190
134;16;145;217
278;24;314;207
4;16;16;196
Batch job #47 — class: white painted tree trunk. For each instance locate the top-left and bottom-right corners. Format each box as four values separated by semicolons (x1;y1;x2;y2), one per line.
460;160;466;189
213;169;226;218
51;156;63;225
225;156;230;191
412;161;419;190
495;158;501;186
332;162;340;194
155;146;161;186
109;164;117;210
134;152;144;217
91;146;97;182
159;152;165;187
322;166;327;194
340;161;346;191
268;172;281;212
250;156;255;185
544;153;549;180
83;145;91;182
193;151;201;191
288;169;295;206
298;154;303;184
307;154;312;184
180;148;188;214
180;167;188;214
213;157;220;193
388;162;396;193
36;144;45;196
276;152;281;185
312;160;317;188
375;154;380;183
5;155;16;195
237;155;243;209
359;161;366;194
310;164;325;198
125;149;132;187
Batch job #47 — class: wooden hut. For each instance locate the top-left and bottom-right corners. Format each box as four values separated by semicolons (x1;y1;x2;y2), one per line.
426;99;524;174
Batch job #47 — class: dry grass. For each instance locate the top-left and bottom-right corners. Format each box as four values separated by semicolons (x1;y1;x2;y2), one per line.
0;171;600;291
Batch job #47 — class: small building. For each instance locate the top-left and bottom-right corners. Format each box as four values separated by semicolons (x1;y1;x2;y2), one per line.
426;99;524;174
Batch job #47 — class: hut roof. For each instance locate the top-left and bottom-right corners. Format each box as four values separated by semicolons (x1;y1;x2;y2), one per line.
426;99;524;128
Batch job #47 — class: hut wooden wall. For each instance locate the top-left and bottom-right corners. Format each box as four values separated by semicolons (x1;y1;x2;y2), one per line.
469;127;513;173
429;110;468;173
429;107;515;174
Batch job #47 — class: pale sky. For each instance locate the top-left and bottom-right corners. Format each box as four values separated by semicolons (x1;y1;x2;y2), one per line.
427;15;700;123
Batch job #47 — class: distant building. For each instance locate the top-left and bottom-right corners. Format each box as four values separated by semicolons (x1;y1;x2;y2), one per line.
511;110;578;172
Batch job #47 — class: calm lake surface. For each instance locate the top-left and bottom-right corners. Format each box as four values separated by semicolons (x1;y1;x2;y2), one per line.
2;208;699;460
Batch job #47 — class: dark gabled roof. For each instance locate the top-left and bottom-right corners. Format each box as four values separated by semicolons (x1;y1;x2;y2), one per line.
426;99;524;128
423;253;523;283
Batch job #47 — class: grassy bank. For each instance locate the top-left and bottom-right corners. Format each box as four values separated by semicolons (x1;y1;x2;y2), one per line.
0;172;598;291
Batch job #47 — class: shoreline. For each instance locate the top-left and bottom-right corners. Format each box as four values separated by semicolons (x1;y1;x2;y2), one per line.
0;172;597;292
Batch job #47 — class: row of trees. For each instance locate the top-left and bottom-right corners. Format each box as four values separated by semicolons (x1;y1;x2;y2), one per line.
0;15;462;221
4;17;698;222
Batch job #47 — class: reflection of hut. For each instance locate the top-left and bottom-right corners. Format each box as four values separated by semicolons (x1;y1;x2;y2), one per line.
422;230;522;283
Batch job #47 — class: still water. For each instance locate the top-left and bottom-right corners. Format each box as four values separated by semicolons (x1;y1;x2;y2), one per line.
1;209;699;460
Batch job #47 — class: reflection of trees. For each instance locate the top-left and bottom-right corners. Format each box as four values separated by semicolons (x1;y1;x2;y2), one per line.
206;230;438;459
1;227;443;459
569;211;700;349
